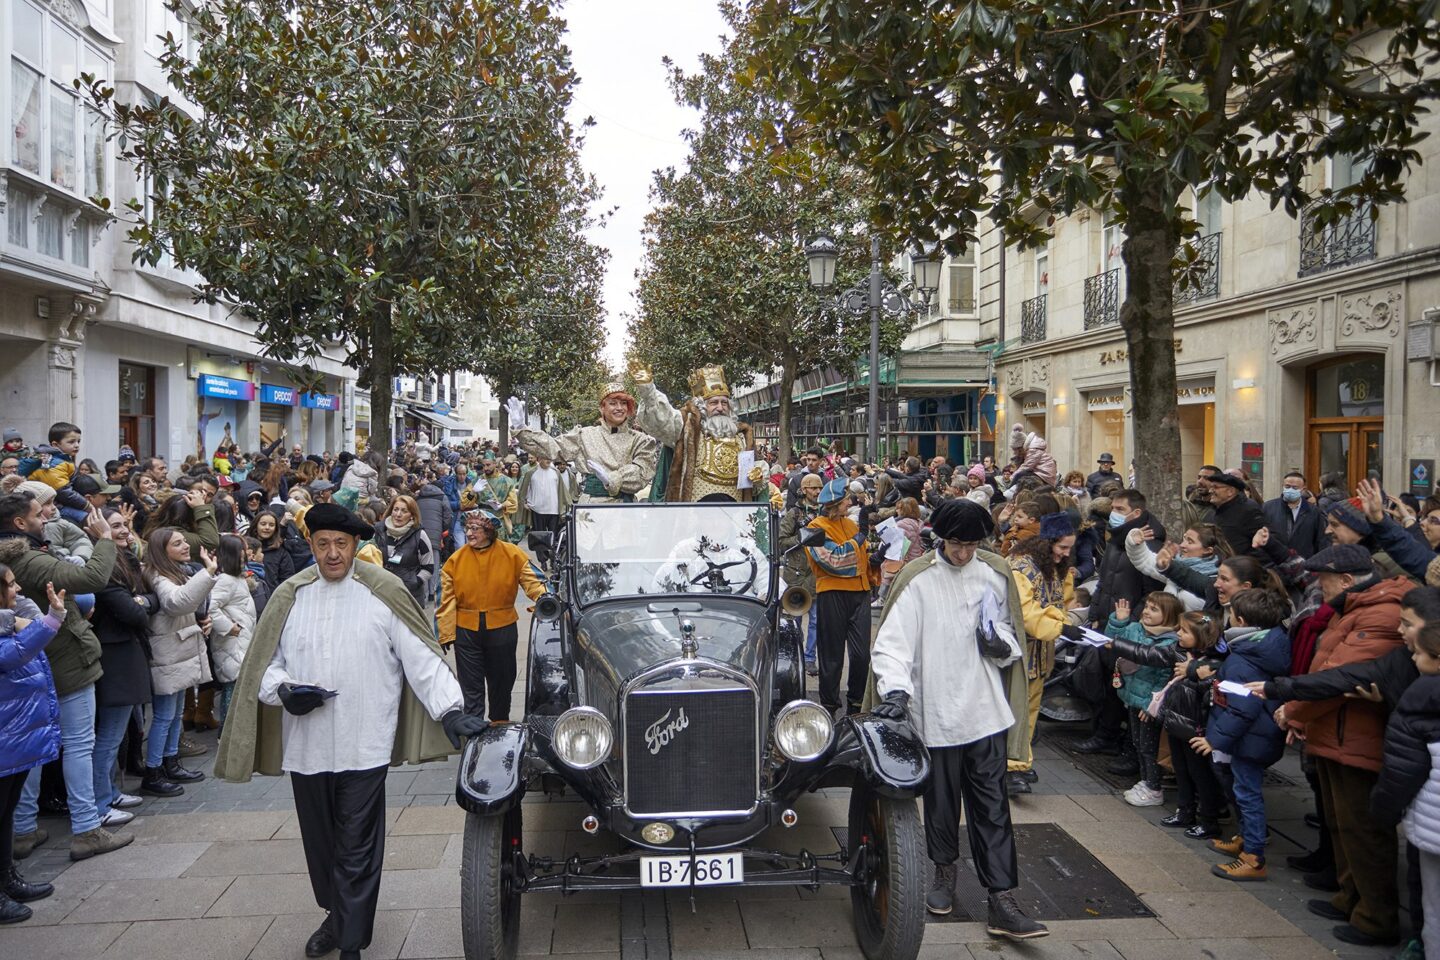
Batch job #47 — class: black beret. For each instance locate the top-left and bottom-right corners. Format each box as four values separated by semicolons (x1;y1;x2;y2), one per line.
304;503;371;539
930;499;995;542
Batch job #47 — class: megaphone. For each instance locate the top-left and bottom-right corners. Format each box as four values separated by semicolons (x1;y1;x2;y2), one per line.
534;593;562;623
780;585;813;619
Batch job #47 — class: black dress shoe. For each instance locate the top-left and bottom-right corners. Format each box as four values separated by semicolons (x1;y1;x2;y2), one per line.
4;867;53;903
37;797;69;817
1287;849;1328;873
1006;772;1032;795
306;914;338;958
140;767;184;797
1303;869;1340;892
1106;755;1140;776
1020;769;1039;784
0;895;31;925
1160;810;1196;828
1183;823;1223;840
1306;899;1348;922
1073;734;1121;754
1332;924;1399;947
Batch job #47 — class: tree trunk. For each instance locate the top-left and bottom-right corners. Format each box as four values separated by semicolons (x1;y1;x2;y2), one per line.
776;354;798;457
368;306;394;454
496;378;512;451
1119;179;1184;533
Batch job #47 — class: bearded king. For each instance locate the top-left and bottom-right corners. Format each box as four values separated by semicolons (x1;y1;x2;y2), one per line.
631;362;771;503
508;383;659;503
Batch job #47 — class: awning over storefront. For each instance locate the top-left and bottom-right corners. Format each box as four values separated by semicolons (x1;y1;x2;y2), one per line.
406;406;470;433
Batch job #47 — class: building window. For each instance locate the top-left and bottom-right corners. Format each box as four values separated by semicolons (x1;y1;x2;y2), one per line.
1035;246;1049;296
84;107;104;198
7;185;33;247
12;61;44;176
947;247;976;314
489;410;500;431
36;201;63;258
70;219;89;266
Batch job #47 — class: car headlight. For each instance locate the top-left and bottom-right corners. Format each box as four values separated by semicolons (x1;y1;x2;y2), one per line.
552;707;613;770
774;700;834;762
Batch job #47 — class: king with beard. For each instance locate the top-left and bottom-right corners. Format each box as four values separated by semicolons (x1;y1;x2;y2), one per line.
631;362;768;502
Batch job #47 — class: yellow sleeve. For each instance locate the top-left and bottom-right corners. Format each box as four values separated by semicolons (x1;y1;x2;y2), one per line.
1010;569;1066;643
516;548;546;601
436;557;457;645
356;542;383;566
32;462;74;490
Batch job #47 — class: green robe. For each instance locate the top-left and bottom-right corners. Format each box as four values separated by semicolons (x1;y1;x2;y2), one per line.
863;548;1032;763
214;560;457;783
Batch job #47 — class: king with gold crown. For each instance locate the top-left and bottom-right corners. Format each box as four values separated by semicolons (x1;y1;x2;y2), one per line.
630;362;769;502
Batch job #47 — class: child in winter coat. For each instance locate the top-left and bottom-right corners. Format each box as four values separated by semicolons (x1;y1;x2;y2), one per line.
1159;611;1228;840
1105;591;1185;807
207;536;257;728
1193;588;1293;882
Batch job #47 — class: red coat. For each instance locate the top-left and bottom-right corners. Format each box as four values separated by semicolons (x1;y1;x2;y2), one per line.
1287;576;1411;773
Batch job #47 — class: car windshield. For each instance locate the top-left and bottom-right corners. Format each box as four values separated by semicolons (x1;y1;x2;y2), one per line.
572;504;773;606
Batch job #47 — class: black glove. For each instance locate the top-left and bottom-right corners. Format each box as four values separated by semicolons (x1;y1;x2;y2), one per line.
1059;624;1084;643
870;690;910;721
442;710;489;749
976;621;1012;660
277;682;331;716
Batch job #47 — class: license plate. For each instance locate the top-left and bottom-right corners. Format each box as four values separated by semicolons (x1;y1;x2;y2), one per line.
640;852;744;887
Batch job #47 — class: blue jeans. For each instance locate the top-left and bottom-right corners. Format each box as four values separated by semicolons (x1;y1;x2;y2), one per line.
804;610;817;661
92;704;134;814
147;691;186;768
14;684;101;835
1226;757;1268;857
217;682;236;727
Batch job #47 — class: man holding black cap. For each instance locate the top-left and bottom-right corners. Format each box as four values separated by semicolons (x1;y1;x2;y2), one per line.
1205;470;1268;557
868;498;1047;941
216;502;487;960
1086;453;1118;498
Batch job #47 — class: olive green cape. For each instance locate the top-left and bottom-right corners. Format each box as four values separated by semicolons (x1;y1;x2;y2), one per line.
214;561;457;782
862;548;1032;763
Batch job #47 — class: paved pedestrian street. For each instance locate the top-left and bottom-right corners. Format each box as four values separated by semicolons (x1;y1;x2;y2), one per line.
0;694;1399;960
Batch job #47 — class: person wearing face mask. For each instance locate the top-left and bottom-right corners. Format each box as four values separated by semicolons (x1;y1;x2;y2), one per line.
1263;471;1325;559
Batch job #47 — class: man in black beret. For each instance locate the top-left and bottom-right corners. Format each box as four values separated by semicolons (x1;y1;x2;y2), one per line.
217;502;488;960
868;498;1047;940
1204;470;1269;559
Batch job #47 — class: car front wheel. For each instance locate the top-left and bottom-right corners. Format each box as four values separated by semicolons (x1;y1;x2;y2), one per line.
461;804;523;960
848;785;925;960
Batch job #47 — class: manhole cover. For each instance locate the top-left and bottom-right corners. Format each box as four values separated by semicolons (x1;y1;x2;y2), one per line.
833;822;1154;923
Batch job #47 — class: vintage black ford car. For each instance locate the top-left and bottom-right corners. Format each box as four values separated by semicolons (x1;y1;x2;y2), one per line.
454;502;930;960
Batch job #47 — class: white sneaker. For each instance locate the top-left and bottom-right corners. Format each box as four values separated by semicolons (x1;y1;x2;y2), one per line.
101;807;135;827
112;792;143;809
1123;783;1164;807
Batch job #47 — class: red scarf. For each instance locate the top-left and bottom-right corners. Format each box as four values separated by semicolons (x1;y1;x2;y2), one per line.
1289;603;1339;677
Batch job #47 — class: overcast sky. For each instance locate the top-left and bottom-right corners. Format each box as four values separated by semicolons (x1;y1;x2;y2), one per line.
563;1;729;366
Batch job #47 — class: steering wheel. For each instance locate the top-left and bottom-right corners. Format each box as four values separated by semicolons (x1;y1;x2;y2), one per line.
687;551;759;595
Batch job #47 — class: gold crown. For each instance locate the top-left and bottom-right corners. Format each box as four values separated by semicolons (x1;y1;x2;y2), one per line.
688;364;731;400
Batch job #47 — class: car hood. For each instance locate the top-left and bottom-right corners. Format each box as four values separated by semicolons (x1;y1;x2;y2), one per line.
573;598;770;689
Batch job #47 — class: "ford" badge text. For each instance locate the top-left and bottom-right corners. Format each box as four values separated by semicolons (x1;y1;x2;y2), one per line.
644;707;689;755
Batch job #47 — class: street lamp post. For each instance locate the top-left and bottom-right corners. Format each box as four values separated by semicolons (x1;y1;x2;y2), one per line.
805;235;939;461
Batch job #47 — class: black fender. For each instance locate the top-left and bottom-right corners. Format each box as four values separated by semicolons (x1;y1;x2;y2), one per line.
823;715;930;799
773;614;804;710
454;723;530;815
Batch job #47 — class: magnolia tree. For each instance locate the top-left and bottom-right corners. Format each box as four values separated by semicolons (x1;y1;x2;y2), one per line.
629;1;914;456
85;0;587;450
750;0;1440;525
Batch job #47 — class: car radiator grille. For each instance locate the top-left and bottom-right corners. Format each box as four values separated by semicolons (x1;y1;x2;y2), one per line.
624;687;757;816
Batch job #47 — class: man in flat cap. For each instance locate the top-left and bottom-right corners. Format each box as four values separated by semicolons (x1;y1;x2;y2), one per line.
507;384;658;503
1202;470;1268;559
216;503;488;960
867;498;1047;941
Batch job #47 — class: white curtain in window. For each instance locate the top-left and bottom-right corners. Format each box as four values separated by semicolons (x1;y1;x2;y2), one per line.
11;60;43;174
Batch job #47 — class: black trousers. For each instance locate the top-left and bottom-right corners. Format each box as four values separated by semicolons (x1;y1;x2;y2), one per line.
454;622;520;721
815;589;870;711
529;512;559;565
292;766;389;953
0;769;27;878
923;732;1019;893
1168;733;1225;822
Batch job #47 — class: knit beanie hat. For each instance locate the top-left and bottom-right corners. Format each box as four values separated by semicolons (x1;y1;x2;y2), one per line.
1038;511;1076;541
1325;498;1372;537
17;480;56;506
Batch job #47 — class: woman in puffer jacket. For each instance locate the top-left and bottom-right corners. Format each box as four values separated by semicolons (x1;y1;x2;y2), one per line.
140;527;216;796
1370;625;1440;959
0;567;66;923
207;535;256;729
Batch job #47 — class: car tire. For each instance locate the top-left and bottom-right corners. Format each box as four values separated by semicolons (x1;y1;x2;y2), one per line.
848;785;925;960
460;804;523;960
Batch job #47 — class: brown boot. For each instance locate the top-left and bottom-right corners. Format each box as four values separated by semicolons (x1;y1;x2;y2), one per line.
1212;851;1267;881
1209;834;1244;856
70;827;135;861
183;688;197;731
192;689;219;731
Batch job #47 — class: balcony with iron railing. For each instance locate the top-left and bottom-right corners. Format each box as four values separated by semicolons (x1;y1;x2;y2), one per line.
1173;232;1222;305
1298;200;1376;278
948;293;977;314
1084;268;1120;329
1020;293;1047;343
